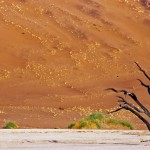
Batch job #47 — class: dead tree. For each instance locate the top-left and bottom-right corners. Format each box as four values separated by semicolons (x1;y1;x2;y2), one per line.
105;62;150;131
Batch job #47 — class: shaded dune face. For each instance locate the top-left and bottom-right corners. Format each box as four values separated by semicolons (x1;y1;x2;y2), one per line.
0;0;150;129
140;0;150;9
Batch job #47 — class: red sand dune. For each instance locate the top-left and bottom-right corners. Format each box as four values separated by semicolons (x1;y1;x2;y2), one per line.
0;0;150;129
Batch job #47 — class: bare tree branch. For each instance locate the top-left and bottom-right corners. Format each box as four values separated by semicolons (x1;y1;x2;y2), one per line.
109;105;150;131
108;107;124;114
106;88;150;117
117;96;144;113
135;62;150;81
106;63;150;131
122;105;150;131
137;79;150;95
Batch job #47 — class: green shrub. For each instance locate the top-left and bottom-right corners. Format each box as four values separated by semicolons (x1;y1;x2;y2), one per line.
68;119;101;129
78;120;88;129
68;112;134;130
68;123;75;129
3;122;19;129
89;119;101;128
107;119;134;130
86;112;105;121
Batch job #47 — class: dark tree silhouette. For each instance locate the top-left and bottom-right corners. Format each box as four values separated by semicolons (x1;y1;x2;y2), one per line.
105;62;150;131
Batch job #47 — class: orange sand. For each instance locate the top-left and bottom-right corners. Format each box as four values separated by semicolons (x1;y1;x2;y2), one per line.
0;0;150;129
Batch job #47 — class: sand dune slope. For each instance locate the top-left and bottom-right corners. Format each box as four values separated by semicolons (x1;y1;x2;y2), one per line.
0;0;150;129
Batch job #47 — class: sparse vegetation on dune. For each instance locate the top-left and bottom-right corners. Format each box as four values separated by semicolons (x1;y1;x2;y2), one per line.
107;119;134;130
86;112;105;121
68;112;134;130
3;121;19;129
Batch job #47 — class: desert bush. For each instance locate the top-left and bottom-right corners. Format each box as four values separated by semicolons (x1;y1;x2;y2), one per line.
107;119;134;130
86;112;105;121
68;112;133;130
3;121;19;129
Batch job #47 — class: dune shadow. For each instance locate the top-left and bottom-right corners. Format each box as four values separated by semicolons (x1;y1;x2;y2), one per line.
140;0;150;9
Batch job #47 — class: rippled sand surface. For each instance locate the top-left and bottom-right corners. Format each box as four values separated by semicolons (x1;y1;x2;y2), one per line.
0;0;150;129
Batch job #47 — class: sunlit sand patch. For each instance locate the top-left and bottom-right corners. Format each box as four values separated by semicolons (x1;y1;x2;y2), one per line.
0;69;11;80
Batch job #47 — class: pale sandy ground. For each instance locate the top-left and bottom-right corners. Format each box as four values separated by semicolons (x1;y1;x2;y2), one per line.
0;129;150;150
0;0;150;129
